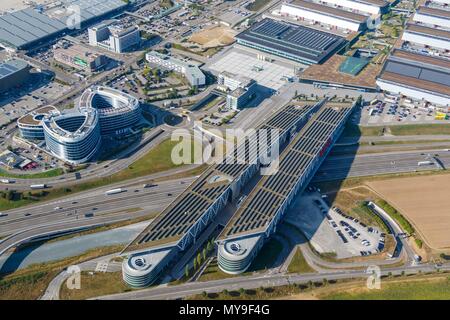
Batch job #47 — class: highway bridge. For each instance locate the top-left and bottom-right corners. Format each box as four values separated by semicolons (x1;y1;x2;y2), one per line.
217;101;355;274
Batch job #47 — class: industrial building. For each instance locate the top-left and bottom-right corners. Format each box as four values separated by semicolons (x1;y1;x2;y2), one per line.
146;51;206;87
217;102;355;274
0;59;30;93
18;106;60;141
235;18;347;65
279;0;369;32
0;0;128;51
19;87;141;164
402;23;450;52
217;72;257;110
413;6;450;29
376;49;450;106
308;0;389;15
54;45;107;73
121;103;322;287
89;21;141;53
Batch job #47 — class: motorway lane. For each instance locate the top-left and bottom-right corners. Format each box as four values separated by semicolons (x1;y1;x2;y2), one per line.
314;149;450;182
0;177;195;236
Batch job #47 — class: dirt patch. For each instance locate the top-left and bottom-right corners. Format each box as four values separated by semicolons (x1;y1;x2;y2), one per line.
368;175;450;250
189;26;236;48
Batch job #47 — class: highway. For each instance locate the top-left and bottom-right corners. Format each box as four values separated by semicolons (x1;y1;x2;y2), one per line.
314;148;450;182
0;176;196;256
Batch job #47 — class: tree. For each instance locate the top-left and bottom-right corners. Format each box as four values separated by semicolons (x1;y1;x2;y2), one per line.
193;258;197;270
322;278;328;287
239;288;245;296
222;289;229;296
307;281;313;289
185;265;190;278
202;291;207;298
202;248;207;261
197;252;202;266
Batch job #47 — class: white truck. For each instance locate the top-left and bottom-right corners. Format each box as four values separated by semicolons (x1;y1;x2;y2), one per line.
417;161;433;166
30;184;46;189
105;188;124;196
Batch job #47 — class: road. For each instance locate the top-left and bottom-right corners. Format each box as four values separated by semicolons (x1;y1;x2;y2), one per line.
93;263;450;300
313;148;450;182
0;176;195;256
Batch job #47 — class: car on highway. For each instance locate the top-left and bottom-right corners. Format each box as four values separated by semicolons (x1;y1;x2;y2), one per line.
24;213;32;217
54;206;62;210
0;213;8;217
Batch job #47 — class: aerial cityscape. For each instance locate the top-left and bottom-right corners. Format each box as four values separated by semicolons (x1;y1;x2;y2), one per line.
0;0;449;306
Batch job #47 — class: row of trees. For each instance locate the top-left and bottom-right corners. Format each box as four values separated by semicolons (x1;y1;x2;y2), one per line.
185;239;215;279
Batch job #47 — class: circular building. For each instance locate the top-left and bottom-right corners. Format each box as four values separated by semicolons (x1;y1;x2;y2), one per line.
17;106;60;141
79;86;141;134
217;236;263;274
42;107;101;164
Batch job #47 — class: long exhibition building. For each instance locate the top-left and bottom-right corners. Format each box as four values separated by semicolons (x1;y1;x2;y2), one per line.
216;102;355;274
121;102;323;287
376;49;450;107
235;18;347;65
18;86;141;164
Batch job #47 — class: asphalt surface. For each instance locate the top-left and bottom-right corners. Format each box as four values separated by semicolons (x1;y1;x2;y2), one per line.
93;263;450;300
0;177;195;256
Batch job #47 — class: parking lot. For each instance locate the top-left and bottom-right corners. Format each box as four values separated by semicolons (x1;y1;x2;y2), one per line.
286;191;384;259
358;94;450;126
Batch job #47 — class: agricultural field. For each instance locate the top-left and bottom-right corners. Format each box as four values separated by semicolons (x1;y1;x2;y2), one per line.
368;174;450;250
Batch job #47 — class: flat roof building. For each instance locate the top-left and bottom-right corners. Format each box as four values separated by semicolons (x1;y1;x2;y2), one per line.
0;59;30;93
309;0;389;15
146;51;206;87
376;49;450;106
402;23;450;52
54;44;107;73
280;0;369;32
0;0;128;51
89;21;141;53
413;6;450;29
235;18;347;64
218;72;258;110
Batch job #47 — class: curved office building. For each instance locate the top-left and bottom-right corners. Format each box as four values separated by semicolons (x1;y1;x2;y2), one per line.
42;107;101;164
79;86;141;134
122;248;173;288
17;106;60;141
217;236;263;274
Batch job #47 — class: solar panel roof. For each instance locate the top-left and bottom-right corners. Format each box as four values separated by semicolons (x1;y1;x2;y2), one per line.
235;18;347;64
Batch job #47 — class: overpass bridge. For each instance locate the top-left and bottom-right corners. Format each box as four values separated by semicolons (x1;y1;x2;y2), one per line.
216;101;355;274
120;102;321;287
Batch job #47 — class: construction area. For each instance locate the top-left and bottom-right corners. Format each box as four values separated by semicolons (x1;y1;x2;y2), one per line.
189;26;237;48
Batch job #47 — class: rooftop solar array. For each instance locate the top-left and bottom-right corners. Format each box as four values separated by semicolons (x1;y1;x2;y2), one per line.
129;104;317;249
236;18;347;64
220;103;354;239
0;8;66;49
379;49;450;95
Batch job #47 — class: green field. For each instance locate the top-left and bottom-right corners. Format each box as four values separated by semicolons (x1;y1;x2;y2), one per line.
0;168;64;179
0;245;123;300
322;277;450;300
287;248;315;274
343;123;450;137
